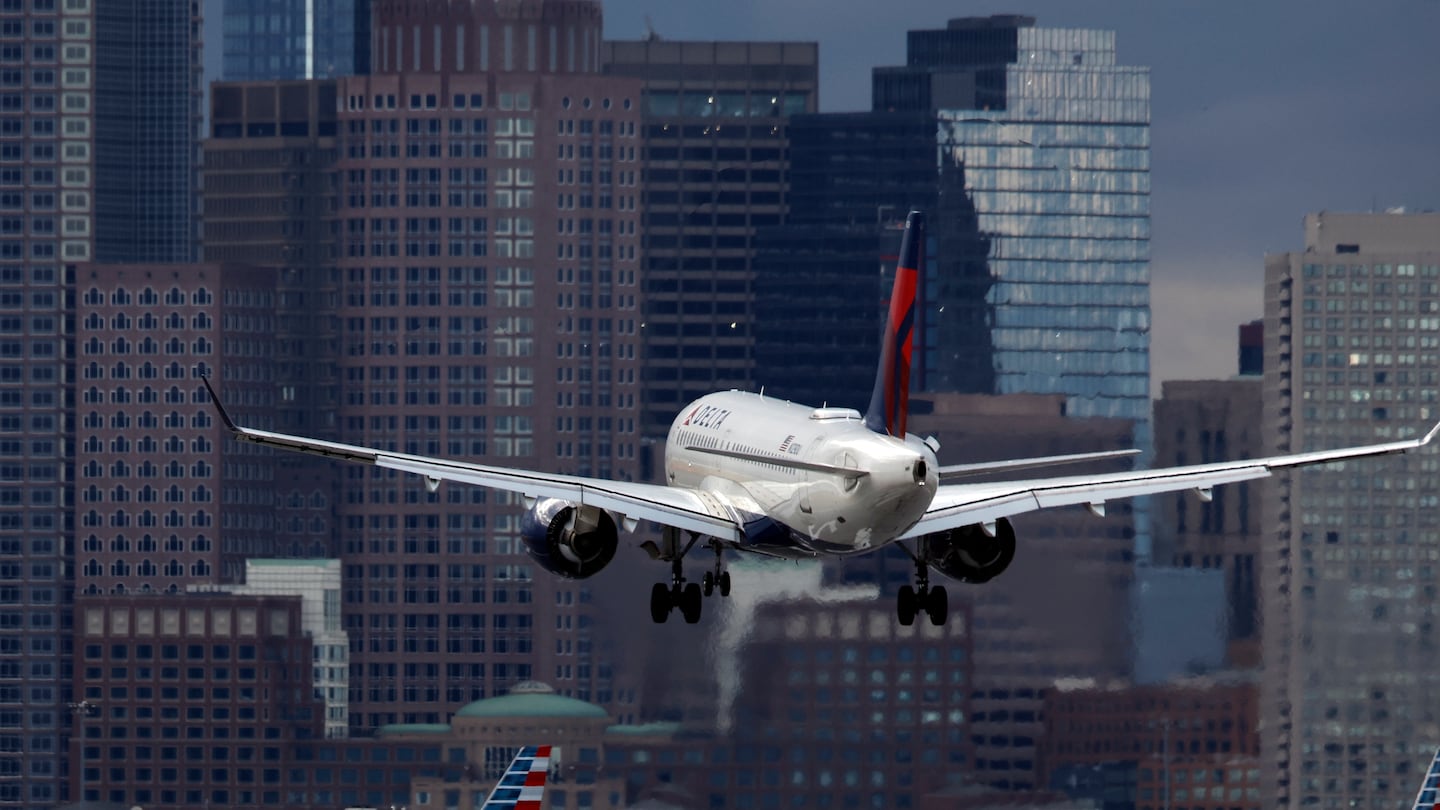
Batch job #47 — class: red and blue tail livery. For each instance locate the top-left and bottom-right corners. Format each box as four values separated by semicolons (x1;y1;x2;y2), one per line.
865;210;924;437
1412;746;1440;810
480;745;550;809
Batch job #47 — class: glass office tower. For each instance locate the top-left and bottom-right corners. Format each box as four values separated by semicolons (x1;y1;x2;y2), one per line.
930;24;1151;424
222;0;370;80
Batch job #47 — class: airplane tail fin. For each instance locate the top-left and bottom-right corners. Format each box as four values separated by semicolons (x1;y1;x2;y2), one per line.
1411;745;1440;810
864;210;924;437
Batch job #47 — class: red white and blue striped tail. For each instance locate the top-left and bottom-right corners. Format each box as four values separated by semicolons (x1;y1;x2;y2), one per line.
481;745;551;809
1413;746;1440;810
864;210;924;437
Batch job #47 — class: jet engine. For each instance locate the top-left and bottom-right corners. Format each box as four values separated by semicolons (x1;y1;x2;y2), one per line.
921;517;1017;584
519;498;619;579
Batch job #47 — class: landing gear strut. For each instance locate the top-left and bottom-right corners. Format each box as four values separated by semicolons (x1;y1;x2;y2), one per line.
896;543;948;627
649;533;732;625
702;542;731;597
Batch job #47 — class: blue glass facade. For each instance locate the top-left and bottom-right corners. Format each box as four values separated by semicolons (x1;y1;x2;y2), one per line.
94;0;201;263
934;26;1151;424
222;0;371;80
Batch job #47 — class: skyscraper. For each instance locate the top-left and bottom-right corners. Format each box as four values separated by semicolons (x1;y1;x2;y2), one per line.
754;15;1151;445
752;111;939;410
222;0;371;80
93;0;203;262
74;262;283;592
1;0;201;803
1262;211;1440;810
330;0;644;728
600;39;817;440
924;17;1151;425
204;78;344;560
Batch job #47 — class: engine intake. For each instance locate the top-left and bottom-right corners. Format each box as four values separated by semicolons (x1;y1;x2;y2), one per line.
520;498;619;580
922;517;1016;584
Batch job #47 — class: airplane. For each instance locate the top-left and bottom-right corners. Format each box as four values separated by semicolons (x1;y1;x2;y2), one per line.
480;745;550;809
202;210;1440;627
1413;746;1440;810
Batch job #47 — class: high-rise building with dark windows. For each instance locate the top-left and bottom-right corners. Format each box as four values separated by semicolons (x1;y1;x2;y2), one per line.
600;40;817;440
1;0;201;804
222;0;371;81
93;0;203;262
204;79;345;560
329;0;644;730
200;5;653;733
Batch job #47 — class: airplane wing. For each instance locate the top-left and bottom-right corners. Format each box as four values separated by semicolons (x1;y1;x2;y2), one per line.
201;378;741;543
481;745;550;810
903;422;1440;540
938;448;1140;478
1413;746;1440;810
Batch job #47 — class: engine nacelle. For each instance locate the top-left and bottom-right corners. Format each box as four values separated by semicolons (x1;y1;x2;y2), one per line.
520;498;619;580
922;517;1017;584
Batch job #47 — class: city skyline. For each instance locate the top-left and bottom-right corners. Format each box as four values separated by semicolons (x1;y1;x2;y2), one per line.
6;2;1437;807
196;4;1440;387
552;0;1439;388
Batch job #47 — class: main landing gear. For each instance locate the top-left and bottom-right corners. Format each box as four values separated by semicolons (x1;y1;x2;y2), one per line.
897;543;948;627
648;531;731;625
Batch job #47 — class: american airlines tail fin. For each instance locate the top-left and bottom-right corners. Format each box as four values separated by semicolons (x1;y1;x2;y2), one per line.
480;745;550;809
864;210;924;437
1412;746;1440;810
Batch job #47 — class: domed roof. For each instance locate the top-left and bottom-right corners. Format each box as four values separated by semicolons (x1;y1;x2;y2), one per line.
454;681;608;720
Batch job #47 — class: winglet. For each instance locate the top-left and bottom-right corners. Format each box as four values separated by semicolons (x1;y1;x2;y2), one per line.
864;210;923;437
199;375;240;433
1423;419;1440;447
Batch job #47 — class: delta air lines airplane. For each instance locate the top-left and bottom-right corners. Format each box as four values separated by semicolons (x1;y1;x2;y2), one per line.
204;211;1440;627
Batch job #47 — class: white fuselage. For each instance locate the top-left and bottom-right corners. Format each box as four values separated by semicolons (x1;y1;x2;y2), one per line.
664;391;939;555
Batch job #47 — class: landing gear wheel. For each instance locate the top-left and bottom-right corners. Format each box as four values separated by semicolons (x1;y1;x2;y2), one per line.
925;585;948;627
897;585;918;626
680;582;703;624
719;570;732;597
703;571;715;596
650;583;671;624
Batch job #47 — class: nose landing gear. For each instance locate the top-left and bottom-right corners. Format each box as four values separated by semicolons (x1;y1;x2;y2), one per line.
896;542;948;627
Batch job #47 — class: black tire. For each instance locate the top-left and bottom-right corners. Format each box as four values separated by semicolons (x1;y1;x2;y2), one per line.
703;571;715;597
681;582;703;624
926;585;948;627
897;585;917;626
719;570;732;597
649;583;671;624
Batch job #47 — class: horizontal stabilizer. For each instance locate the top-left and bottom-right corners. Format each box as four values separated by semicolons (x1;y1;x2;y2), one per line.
940;448;1140;479
684;446;870;479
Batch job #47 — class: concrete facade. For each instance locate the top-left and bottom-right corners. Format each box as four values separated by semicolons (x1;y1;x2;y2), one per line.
1262;211;1440;810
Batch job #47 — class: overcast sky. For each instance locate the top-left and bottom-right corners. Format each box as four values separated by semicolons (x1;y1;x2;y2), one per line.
205;1;1440;390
